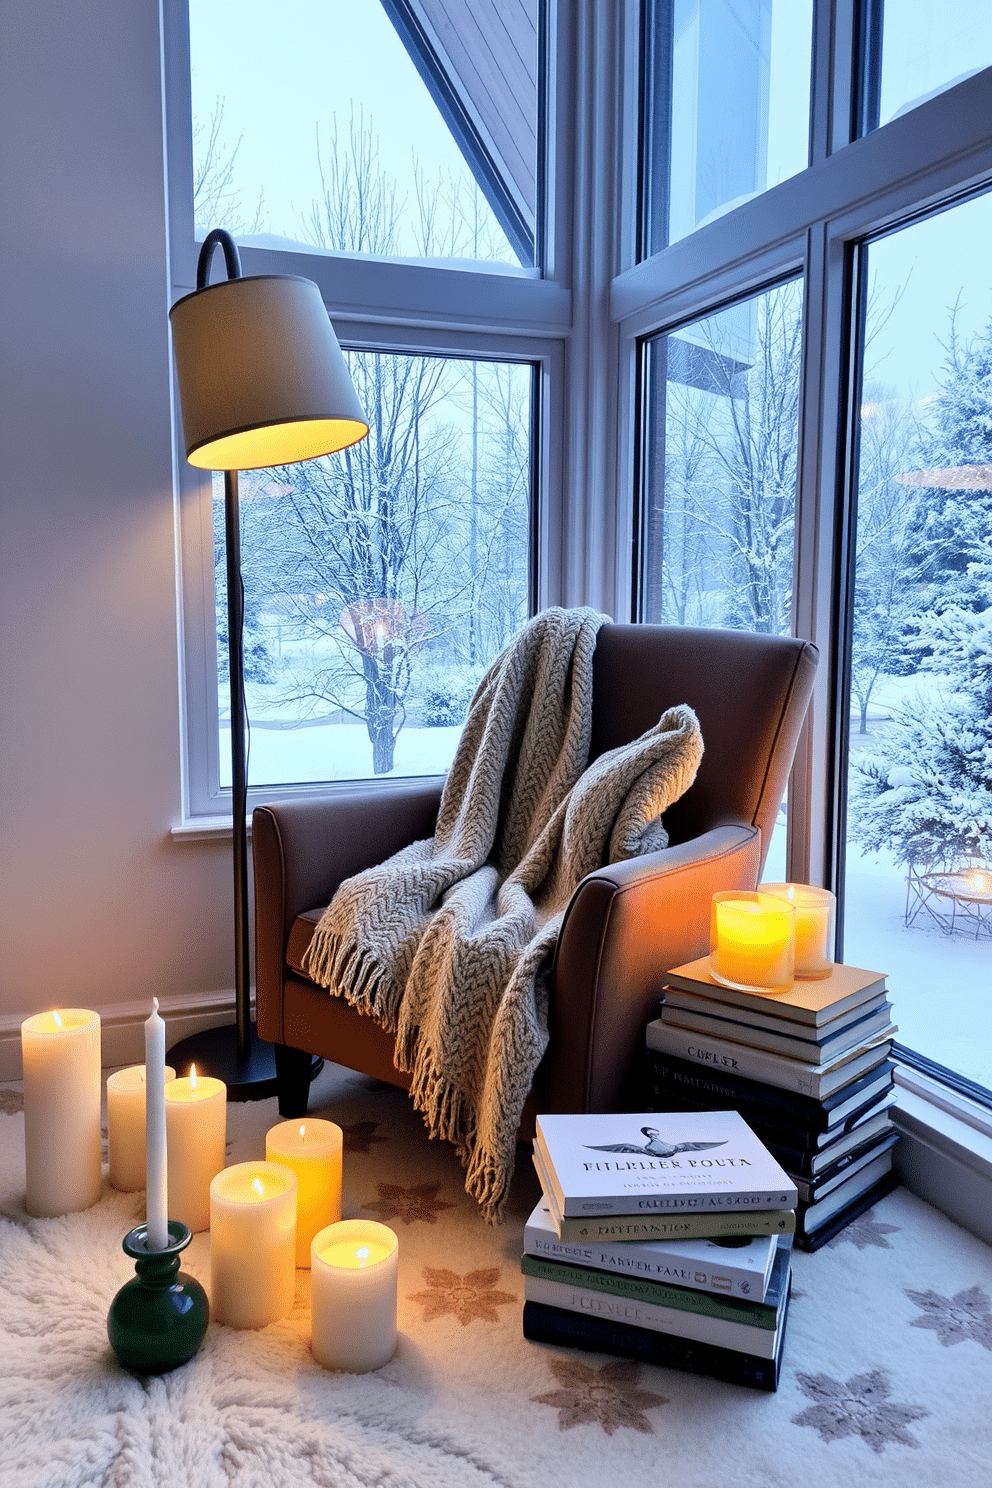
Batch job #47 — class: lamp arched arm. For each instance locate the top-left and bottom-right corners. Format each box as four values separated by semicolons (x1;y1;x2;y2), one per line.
196;227;242;288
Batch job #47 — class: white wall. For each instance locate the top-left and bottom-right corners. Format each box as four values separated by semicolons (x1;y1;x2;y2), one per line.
0;0;235;1069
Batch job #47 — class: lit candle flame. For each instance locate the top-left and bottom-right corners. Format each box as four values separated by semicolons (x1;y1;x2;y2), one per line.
52;1010;63;1030
252;1177;265;1199
355;1245;370;1267
190;1064;198;1090
971;872;987;892
299;1124;306;1141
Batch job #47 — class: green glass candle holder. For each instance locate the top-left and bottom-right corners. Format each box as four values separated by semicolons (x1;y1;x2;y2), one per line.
107;1220;209;1374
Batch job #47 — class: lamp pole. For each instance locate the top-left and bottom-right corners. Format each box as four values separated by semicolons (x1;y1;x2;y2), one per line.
167;229;368;1096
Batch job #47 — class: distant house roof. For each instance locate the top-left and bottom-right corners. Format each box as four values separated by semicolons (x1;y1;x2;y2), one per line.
380;0;539;263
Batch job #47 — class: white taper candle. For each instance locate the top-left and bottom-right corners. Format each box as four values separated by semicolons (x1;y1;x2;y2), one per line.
144;998;169;1249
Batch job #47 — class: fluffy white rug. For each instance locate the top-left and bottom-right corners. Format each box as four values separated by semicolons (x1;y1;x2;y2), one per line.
1;1062;990;1488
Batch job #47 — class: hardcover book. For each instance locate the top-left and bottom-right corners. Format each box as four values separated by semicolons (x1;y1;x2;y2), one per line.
534;1110;797;1217
791;1132;899;1205
660;984;890;1042
522;1247;790;1359
794;1170;900;1251
645;1048;895;1134
796;1149;898;1236
662;955;886;1028
659;999;896;1064
740;1089;897;1157
531;1154;797;1243
761;1101;896;1177
523;1200;783;1300
521;1298;788;1391
520;1236;791;1332
645;1017;892;1099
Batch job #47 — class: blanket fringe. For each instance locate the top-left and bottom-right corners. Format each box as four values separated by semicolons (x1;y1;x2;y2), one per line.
303;934;402;1028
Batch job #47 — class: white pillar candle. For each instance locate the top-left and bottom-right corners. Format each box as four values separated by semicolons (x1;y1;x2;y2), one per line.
144;999;169;1250
311;1220;398;1373
21;1008;102;1217
107;1064;176;1191
760;883;836;979
209;1161;297;1329
265;1119;342;1267
165;1066;227;1232
709;891;796;992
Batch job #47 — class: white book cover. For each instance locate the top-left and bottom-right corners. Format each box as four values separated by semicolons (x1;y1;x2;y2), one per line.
522;1275;785;1358
523;1200;783;1299
535;1111;798;1217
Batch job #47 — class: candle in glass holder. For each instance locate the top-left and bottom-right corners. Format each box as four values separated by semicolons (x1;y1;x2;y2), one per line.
21;1008;102;1217
759;883;836;979
165;1065;227;1231
311;1220;398;1372
265;1118;342;1267
709;891;795;992
209;1161;297;1329
107;1064;176;1191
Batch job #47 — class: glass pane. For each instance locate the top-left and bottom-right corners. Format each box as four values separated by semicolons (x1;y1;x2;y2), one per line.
865;0;992;134
843;192;992;1090
641;280;802;636
216;353;532;785
642;0;813;254
188;0;537;266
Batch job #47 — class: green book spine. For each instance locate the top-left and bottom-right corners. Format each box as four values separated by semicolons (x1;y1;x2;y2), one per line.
554;1207;796;1244
520;1254;779;1330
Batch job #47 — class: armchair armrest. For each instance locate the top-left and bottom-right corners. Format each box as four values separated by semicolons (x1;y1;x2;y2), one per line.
544;824;763;1115
252;780;444;1036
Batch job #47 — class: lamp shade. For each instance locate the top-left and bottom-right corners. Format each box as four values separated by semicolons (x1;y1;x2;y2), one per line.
169;274;368;470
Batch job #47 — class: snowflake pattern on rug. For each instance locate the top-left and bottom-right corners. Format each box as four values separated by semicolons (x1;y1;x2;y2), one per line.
827;1207;900;1250
905;1285;992;1351
0;1090;24;1115
342;1120;388;1153
531;1357;668;1435
407;1266;516;1324
364;1181;456;1225
791;1368;928;1453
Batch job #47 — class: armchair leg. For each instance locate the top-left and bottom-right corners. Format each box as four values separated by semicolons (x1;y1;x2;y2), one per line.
274;1043;313;1118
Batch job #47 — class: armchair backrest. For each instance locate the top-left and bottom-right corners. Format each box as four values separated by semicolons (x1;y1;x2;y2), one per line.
588;624;819;866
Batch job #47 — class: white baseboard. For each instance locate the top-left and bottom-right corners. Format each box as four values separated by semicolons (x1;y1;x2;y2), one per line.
893;1083;992;1246
0;989;237;1080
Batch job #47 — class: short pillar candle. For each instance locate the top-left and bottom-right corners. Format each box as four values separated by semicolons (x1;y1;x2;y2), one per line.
21;1009;103;1217
709;891;796;992
209;1161;297;1329
311;1220;398;1373
265;1118;342;1267
165;1067;227;1232
107;1064;177;1192
759;883;836;979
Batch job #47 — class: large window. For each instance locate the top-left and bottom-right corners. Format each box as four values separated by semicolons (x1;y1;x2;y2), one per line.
630;3;992;1102
172;0;552;817
843;194;992;1089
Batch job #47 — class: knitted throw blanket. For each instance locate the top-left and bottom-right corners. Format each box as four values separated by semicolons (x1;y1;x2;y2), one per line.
302;609;704;1219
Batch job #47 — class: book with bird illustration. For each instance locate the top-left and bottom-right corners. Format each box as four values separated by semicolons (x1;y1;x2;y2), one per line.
534;1111;798;1217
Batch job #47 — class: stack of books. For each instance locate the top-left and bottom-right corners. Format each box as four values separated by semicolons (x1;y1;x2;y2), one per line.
522;1109;797;1390
645;956;900;1250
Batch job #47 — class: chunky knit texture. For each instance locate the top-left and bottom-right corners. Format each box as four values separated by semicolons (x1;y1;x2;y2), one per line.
302;609;704;1219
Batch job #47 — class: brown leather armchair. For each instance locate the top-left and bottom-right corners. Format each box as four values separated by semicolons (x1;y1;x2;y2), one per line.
252;623;818;1121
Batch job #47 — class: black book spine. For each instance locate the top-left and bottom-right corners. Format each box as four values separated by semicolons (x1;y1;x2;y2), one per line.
521;1300;784;1391
646;1049;893;1130
793;1171;901;1251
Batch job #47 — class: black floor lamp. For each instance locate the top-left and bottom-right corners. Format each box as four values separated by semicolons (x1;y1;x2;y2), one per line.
167;228;368;1098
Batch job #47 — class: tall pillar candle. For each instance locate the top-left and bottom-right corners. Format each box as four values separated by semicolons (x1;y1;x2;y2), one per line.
165;1066;227;1232
209;1162;297;1329
311;1220;398;1372
265;1119;342;1267
21;1009;102;1217
759;883;836;979
107;1064;176;1191
144;999;169;1251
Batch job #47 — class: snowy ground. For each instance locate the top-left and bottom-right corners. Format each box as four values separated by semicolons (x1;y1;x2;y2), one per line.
226;714;991;1093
